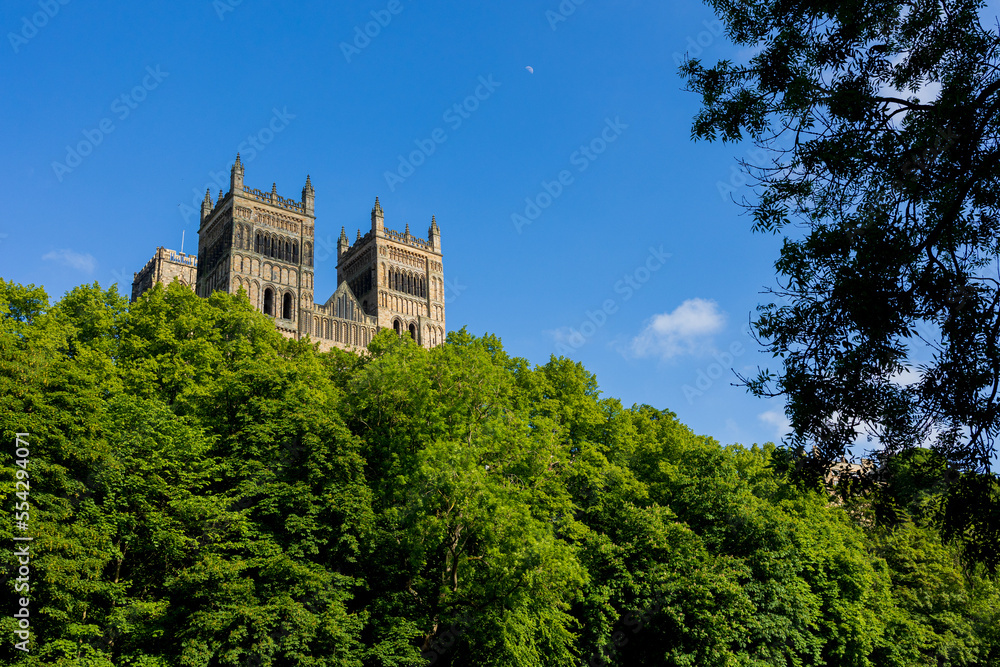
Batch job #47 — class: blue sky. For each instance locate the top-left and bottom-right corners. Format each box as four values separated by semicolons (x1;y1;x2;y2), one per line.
0;0;907;448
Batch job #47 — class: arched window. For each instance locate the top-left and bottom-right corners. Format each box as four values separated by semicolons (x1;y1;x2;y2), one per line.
293;243;299;263
285;241;291;261
255;233;261;254
393;319;401;335
282;292;293;319
263;287;274;316
408;323;417;341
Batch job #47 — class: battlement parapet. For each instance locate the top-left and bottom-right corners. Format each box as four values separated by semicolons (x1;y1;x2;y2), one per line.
241;185;306;214
383;227;431;251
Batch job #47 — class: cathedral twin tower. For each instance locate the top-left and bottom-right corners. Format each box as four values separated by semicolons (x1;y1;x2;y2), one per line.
132;155;446;351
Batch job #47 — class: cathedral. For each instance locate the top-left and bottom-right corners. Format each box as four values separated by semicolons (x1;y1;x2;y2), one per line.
132;155;446;352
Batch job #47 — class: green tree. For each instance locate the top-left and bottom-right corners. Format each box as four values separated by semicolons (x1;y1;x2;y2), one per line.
3;278;998;665
683;0;1000;565
346;331;587;666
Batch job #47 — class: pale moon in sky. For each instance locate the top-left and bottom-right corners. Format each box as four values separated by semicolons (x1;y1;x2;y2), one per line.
525;66;534;74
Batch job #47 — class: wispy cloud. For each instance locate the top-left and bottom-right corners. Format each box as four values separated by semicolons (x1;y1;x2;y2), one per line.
629;298;725;359
891;366;922;386
42;248;96;273
758;409;792;440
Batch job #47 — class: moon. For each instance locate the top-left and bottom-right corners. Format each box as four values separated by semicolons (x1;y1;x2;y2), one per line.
525;66;534;74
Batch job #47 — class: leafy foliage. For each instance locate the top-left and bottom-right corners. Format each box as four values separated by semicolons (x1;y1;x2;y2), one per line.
682;0;1000;566
0;279;997;664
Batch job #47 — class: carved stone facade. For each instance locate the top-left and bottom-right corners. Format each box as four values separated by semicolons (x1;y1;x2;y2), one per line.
132;155;445;352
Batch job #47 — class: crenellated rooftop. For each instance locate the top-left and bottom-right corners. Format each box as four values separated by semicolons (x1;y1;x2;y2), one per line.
240;185;306;214
383;227;431;250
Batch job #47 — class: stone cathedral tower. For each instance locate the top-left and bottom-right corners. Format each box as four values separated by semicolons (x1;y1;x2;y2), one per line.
139;154;446;351
336;197;446;347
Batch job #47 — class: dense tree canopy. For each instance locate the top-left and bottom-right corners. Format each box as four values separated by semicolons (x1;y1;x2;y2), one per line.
682;0;1000;563
1;279;998;665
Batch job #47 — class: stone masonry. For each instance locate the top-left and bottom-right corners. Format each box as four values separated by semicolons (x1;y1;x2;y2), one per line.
132;155;445;352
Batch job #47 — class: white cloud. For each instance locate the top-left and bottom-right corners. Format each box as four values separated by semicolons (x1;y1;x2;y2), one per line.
758;409;792;440
548;326;580;346
42;249;96;273
875;51;943;126
890;366;922;386
629;298;726;359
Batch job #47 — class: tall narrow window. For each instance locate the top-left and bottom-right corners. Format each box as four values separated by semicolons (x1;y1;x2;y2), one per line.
282;293;293;319
263;287;274;316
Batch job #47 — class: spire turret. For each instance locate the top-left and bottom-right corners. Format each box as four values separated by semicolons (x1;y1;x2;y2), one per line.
230;152;244;192
302;174;315;215
270;182;277;201
338;226;349;259
429;215;441;252
371;196;384;234
200;188;212;222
